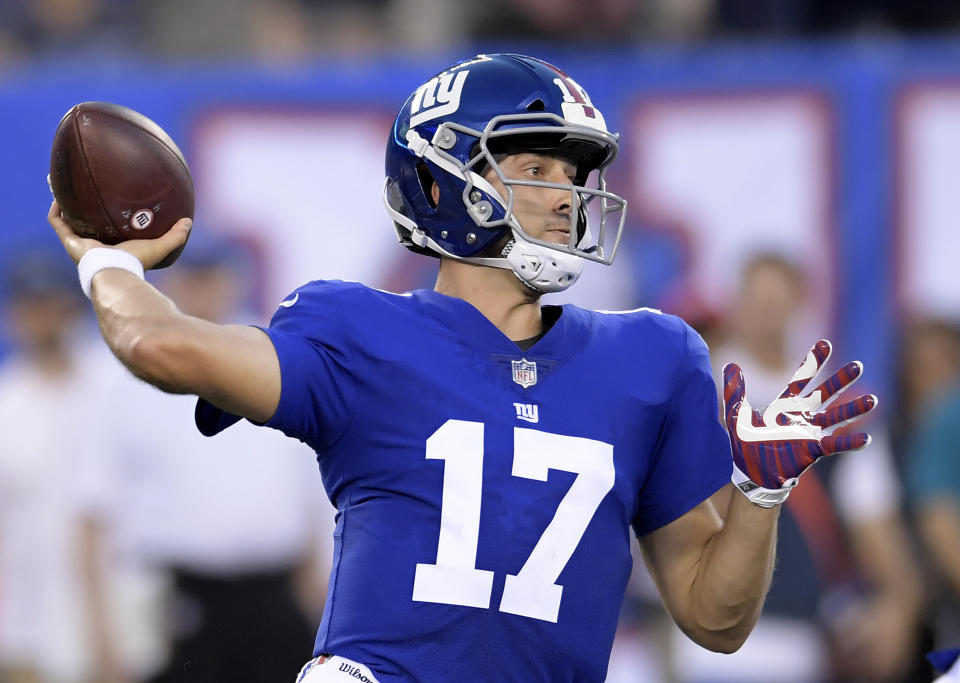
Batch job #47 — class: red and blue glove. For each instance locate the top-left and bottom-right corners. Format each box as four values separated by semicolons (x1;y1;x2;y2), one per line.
723;340;877;508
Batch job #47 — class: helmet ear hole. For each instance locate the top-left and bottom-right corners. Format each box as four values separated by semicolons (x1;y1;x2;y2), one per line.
416;162;438;209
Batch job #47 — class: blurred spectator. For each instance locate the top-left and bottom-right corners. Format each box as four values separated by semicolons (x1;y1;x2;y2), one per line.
470;0;643;43
139;0;313;61
712;0;960;36
903;317;960;650
141;0;393;60
75;235;335;683
5;0;960;66
640;0;715;41
383;0;469;52
662;253;924;682
301;0;391;56
710;0;803;36
803;0;960;33
1;0;408;63
469;0;960;44
0;0;140;65
0;247;112;682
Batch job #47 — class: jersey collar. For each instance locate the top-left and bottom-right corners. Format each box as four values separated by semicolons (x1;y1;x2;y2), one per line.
412;288;592;363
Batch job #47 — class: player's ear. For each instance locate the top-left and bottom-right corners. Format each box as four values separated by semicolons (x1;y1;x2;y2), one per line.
415;162;439;209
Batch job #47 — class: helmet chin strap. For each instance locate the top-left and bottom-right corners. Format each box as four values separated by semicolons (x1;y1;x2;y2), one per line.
450;232;583;293
501;232;583;293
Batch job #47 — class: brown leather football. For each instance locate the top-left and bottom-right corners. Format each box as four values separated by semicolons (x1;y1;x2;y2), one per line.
49;102;194;268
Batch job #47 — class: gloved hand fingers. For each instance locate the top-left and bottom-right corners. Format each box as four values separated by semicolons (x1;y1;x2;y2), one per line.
821;432;872;456
811;393;877;430
777;340;832;399
722;363;746;427
723;364;767;437
807;361;864;407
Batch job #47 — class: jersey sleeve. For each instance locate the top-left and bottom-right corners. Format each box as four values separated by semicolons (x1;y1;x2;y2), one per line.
196;281;358;451
632;321;732;537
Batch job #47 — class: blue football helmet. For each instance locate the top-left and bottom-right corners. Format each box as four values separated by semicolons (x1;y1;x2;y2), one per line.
383;53;627;293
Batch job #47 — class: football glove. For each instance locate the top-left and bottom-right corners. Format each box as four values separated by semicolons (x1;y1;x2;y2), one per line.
723;339;877;508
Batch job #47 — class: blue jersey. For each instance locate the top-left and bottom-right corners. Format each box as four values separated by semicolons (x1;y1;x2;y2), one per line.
197;281;731;682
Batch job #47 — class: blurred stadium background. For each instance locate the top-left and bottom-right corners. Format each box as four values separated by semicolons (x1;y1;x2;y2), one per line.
2;1;960;682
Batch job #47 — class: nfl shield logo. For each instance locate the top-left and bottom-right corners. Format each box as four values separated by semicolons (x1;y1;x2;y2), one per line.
511;359;538;388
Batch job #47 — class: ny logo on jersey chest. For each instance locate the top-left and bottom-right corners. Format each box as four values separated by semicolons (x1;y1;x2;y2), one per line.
511;359;537;388
513;403;539;424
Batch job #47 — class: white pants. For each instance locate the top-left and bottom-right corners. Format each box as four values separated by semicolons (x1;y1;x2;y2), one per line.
296;654;381;683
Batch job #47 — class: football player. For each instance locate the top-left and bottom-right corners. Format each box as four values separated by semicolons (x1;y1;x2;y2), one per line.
48;54;876;682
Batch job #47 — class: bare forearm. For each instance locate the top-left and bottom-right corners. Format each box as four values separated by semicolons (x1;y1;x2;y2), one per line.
688;492;779;651
48;207;275;409
91;269;177;361
88;267;282;421
643;487;780;654
90;268;203;393
853;515;923;618
921;500;960;597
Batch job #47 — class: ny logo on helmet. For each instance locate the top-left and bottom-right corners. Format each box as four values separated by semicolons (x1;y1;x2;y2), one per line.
410;70;470;127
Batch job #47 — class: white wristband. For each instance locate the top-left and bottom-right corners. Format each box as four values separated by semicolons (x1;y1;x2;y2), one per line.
77;248;145;299
731;463;796;508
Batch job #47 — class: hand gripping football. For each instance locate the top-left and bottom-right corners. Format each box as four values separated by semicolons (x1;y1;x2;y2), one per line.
49;102;194;268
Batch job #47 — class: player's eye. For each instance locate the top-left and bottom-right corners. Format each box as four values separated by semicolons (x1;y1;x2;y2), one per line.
525;166;541;176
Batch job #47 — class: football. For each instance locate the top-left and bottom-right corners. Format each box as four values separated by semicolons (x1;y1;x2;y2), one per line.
49;101;194;268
